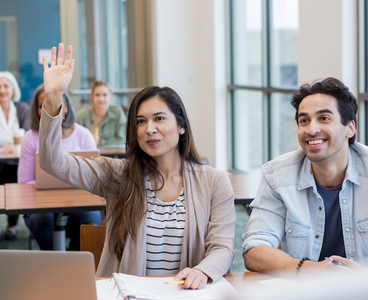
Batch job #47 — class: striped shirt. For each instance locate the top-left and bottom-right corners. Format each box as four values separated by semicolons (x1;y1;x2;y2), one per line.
145;178;186;276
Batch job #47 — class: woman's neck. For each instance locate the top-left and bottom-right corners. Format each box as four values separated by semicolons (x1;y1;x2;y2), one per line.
155;152;182;180
61;123;75;139
0;100;11;110
0;101;11;122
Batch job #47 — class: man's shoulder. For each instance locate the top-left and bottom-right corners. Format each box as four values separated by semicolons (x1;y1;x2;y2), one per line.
262;148;306;174
350;142;368;156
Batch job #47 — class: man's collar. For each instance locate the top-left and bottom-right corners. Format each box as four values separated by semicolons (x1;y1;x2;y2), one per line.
297;146;359;190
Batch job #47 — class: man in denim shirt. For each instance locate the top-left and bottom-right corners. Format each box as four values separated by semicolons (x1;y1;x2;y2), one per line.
242;77;366;275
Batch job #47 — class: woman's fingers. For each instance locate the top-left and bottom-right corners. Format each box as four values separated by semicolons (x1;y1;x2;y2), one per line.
57;43;64;66
174;268;208;290
64;45;73;67
42;55;49;70
50;46;57;67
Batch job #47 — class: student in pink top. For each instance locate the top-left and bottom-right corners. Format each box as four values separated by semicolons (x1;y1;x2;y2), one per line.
18;84;102;250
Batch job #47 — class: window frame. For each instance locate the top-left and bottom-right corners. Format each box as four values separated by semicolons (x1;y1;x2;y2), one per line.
228;0;297;172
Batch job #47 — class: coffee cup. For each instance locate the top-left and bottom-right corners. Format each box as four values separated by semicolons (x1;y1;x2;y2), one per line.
13;128;25;155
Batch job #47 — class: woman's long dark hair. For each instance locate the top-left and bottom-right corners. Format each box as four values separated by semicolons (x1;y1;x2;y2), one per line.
106;86;201;259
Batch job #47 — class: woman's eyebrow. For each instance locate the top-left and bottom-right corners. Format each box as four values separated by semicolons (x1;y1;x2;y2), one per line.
136;111;167;118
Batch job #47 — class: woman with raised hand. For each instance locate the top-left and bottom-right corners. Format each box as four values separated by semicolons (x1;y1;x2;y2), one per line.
18;84;102;250
39;44;234;289
76;81;126;146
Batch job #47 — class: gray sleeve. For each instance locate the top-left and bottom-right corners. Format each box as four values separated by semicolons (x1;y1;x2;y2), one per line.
38;104;123;198
194;172;236;282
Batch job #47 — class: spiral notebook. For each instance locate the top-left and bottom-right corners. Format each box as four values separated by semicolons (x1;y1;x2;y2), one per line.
96;273;239;300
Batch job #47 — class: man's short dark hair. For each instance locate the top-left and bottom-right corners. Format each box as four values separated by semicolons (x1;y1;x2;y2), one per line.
290;77;358;144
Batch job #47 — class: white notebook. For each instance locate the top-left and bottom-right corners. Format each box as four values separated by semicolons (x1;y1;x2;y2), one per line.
96;273;239;300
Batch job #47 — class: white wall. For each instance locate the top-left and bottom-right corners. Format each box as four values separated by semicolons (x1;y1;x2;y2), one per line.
151;0;228;170
298;0;358;96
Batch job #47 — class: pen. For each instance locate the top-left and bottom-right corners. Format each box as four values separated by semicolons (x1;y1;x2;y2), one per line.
94;127;99;136
325;257;344;266
164;280;185;284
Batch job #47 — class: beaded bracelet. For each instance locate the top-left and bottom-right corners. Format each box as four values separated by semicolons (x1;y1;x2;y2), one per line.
295;257;310;275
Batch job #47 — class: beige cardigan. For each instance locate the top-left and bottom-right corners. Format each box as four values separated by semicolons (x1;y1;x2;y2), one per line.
39;106;235;282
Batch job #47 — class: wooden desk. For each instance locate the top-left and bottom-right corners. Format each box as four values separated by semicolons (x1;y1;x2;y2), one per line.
5;183;106;250
0;185;4;214
224;272;272;292
99;146;126;158
5;183;106;215
228;173;262;205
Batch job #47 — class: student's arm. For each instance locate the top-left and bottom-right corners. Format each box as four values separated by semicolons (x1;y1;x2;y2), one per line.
244;246;365;276
39;43;123;197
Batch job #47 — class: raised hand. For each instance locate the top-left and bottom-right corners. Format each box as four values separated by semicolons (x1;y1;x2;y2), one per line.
42;43;74;116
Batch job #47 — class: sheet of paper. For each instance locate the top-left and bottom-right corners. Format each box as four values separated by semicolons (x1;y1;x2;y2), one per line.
96;274;239;300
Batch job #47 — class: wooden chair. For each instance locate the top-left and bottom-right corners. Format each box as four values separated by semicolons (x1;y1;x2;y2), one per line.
80;224;106;271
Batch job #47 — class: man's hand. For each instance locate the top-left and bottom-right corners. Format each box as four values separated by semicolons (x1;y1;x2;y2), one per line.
174;268;208;290
329;255;366;271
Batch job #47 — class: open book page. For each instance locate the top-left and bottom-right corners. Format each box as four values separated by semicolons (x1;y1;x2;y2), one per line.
96;273;239;300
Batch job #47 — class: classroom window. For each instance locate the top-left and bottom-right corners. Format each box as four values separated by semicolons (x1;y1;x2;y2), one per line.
229;0;299;172
77;0;129;107
359;0;368;143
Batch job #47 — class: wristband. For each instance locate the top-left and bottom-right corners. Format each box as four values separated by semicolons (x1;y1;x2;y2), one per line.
295;257;310;275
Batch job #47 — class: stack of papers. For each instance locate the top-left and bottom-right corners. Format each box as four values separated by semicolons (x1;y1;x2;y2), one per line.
96;273;239;300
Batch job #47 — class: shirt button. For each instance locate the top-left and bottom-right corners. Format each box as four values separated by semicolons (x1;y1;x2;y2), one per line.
346;228;350;233
288;229;292;233
350;257;354;260
313;190;316;194
342;200;347;204
315;235;319;239
319;207;322;211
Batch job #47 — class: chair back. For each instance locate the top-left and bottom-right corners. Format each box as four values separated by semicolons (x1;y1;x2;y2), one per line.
80;224;106;271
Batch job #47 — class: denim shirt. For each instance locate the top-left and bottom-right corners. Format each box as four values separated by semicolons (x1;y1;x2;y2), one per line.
242;142;368;264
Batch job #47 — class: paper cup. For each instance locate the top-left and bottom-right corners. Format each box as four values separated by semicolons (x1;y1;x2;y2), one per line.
13;128;25;155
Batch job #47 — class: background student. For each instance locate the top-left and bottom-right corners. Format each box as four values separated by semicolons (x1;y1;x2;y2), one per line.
0;71;30;240
18;84;102;250
39;44;235;289
76;81;126;146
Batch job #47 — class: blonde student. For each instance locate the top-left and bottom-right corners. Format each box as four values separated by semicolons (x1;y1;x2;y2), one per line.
39;44;235;289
